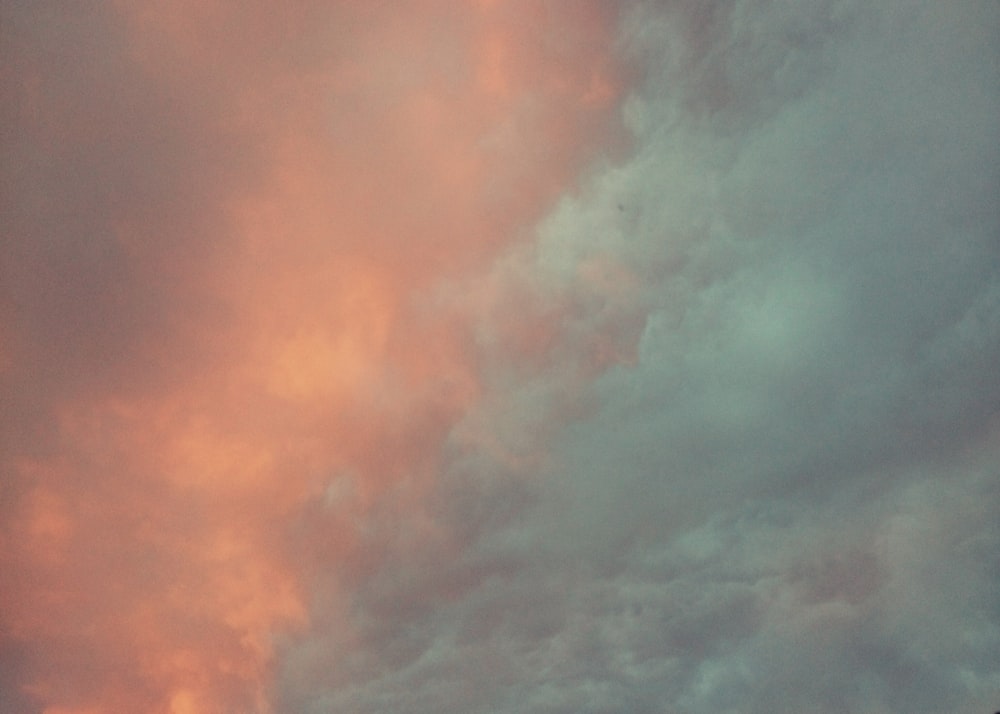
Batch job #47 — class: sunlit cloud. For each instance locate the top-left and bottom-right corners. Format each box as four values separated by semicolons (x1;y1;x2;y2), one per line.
2;2;998;714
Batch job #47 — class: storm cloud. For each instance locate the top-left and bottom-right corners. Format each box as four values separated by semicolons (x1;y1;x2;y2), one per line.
2;2;998;713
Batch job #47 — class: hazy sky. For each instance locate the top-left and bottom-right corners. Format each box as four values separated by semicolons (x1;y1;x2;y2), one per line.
2;2;998;713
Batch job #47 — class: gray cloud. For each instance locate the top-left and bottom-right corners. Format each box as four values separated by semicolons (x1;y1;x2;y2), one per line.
279;2;1000;713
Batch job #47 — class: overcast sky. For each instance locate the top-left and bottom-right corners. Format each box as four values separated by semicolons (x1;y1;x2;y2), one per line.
2;2;998;713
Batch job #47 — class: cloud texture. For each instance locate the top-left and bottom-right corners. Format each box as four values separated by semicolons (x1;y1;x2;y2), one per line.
2;2;998;713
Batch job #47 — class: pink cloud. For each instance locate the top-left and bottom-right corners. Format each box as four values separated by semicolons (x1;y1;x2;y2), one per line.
1;2;627;711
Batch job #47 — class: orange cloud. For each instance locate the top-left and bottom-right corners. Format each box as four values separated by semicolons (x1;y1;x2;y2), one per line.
1;2;627;711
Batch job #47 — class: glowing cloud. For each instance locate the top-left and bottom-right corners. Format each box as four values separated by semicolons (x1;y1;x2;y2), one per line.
1;2;624;712
3;2;998;714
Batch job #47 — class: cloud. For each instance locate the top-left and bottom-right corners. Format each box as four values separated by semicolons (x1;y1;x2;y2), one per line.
274;2;1000;713
1;1;624;712
2;1;998;713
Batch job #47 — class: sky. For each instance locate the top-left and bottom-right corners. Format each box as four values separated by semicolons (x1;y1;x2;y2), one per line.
1;1;998;713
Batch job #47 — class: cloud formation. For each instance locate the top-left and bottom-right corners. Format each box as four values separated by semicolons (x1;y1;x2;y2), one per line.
2;2;998;713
